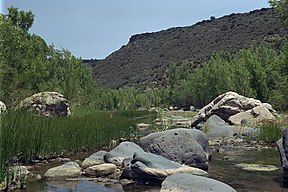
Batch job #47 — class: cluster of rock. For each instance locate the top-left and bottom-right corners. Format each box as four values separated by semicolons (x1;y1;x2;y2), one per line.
43;129;235;191
191;91;277;139
17;92;70;116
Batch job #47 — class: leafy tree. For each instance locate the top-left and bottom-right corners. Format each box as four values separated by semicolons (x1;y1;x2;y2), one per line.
7;6;34;31
269;0;288;28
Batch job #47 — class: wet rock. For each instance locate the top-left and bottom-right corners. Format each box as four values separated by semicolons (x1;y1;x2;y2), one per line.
121;152;207;182
160;173;236;192
84;163;117;177
81;150;107;169
277;127;288;181
203;115;236;139
0;101;7;114
18;92;70;117
235;163;278;171
44;162;81;179
140;128;210;170
104;142;144;166
191;91;276;127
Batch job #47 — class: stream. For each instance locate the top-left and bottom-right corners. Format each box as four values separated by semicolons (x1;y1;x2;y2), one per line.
22;147;288;192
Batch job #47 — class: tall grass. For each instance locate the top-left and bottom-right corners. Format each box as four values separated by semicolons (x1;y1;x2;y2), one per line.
256;120;285;143
0;109;149;180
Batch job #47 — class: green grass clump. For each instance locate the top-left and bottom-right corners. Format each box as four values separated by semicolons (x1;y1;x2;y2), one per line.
0;109;150;179
256;120;285;143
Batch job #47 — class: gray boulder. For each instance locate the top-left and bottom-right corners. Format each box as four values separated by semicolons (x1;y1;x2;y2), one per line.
81;150;107;169
44;162;81;179
18;92;70;116
191;91;276;127
121;152;207;182
160;173;236;192
203;115;236;138
104;141;144;166
277;127;288;181
0;101;7;114
139;128;210;170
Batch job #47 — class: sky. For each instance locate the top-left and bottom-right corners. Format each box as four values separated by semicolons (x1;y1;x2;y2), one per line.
2;0;270;59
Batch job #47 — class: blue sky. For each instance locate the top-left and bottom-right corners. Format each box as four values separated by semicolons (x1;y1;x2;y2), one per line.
2;0;270;59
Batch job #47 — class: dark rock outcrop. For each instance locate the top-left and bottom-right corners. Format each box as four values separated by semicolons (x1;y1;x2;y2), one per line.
89;8;286;88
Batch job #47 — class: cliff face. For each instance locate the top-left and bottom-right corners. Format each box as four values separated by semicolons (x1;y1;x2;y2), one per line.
89;8;286;88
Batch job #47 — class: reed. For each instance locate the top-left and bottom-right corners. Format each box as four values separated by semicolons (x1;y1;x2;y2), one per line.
256;120;285;143
0;109;149;180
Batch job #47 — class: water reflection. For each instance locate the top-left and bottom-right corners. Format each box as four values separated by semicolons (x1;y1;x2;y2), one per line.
45;180;124;192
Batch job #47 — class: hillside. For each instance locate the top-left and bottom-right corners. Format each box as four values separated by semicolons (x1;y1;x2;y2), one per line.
89;8;286;88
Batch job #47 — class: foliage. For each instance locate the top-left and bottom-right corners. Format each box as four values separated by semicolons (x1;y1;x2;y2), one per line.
270;0;288;27
0;7;94;107
256;120;284;143
0;109;146;167
166;40;288;110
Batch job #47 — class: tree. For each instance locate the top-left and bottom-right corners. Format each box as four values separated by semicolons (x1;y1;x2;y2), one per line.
7;6;34;31
269;0;288;28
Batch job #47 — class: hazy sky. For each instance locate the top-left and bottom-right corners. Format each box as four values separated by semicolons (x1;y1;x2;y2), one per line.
2;0;270;59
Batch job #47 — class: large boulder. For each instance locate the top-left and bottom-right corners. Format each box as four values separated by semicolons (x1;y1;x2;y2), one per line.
160;173;236;192
121;152;207;182
44;162;81;179
203;115;236;138
0;101;7;114
139;128;210;170
277;127;288;182
18;92;70;117
81;150;107;169
104;141;144;166
191;91;276;127
228;105;275;125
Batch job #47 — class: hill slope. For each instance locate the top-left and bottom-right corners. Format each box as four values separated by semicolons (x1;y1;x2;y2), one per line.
89;8;286;88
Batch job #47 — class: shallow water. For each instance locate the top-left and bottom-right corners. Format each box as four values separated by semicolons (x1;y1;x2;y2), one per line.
21;147;288;192
209;148;287;192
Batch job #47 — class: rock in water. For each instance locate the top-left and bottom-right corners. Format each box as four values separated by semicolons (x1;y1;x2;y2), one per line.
104;141;144;166
121;152;207;182
84;163;117;177
44;162;81;179
277;127;288;182
160;173;236;192
139;128;210;170
18;92;70;117
81;150;107;169
203;115;236;138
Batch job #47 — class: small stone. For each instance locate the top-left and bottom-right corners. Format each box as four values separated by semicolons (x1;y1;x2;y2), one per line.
36;174;42;180
84;163;117;177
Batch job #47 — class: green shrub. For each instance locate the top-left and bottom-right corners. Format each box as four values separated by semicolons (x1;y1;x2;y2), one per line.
256;120;285;143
